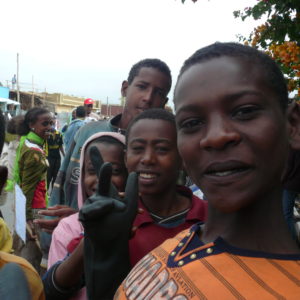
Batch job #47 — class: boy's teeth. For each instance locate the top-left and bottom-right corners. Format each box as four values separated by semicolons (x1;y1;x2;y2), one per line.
140;173;156;179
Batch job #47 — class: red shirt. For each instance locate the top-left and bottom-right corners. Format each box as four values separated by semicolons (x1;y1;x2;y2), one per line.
129;186;207;267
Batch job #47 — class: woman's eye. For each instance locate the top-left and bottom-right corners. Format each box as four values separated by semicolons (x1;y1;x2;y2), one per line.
233;105;260;119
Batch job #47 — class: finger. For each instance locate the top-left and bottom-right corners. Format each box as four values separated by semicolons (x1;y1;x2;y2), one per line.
33;218;59;230
97;162;113;196
89;146;104;178
124;172;139;215
79;200;114;222
38;208;76;217
37;210;58;216
47;205;70;210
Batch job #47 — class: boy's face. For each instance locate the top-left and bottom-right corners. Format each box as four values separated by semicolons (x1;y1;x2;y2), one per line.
121;67;170;120
85;104;93;115
175;56;289;213
83;142;127;198
126;119;181;196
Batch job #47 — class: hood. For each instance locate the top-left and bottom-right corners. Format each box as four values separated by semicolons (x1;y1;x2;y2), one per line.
77;131;125;209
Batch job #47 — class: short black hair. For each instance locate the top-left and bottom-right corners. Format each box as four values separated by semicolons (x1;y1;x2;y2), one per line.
126;108;175;147
7;115;24;135
18;107;50;136
174;42;288;111
76;106;86;118
127;58;172;93
0;110;5;155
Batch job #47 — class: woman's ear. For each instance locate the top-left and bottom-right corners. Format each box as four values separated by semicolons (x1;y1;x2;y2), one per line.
287;102;300;150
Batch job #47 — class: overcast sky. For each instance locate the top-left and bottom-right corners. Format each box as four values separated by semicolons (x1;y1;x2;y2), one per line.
0;0;259;106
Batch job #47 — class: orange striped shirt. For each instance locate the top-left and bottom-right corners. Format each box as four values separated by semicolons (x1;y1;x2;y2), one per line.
115;224;300;299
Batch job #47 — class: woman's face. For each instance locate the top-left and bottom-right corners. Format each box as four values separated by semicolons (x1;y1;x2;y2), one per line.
30;113;53;140
83;141;128;198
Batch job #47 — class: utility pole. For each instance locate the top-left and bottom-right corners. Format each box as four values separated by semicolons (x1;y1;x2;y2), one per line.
16;53;20;102
106;96;109;117
31;75;34;108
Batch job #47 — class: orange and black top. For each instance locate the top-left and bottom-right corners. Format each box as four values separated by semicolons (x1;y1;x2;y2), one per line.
115;223;300;299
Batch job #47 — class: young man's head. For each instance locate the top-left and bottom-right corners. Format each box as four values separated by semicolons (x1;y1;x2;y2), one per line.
174;42;300;213
120;59;172;128
76;106;86;119
125;108;181;196
84;98;94;115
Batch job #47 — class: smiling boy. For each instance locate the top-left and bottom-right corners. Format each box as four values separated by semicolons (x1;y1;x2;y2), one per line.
115;43;300;299
47;58;171;211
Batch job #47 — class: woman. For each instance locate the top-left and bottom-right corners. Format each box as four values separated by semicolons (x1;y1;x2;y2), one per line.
13;107;52;271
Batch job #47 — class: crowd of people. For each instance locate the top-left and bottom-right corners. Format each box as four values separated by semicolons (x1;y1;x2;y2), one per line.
0;42;300;300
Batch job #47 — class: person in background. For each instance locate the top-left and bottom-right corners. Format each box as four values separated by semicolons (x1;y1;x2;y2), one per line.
44;132;127;300
83;99;99;122
63;106;86;153
61;109;76;136
0;115;24;232
0;109;45;300
47;124;65;190
13;107;52;272
53;113;60;130
282;146;300;240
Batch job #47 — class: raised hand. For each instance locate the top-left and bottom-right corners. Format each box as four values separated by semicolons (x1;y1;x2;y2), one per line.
78;145;138;299
79;146;138;235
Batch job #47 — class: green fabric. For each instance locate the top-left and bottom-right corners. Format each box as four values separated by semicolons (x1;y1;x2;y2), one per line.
6;132;44;192
19;147;48;219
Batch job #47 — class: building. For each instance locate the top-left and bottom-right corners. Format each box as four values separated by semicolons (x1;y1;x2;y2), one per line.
100;104;123;118
9;90;101;113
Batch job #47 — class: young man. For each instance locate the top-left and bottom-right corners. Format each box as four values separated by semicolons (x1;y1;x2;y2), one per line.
46;58;171;211
83;99;99;122
63;106;86;153
114;43;300;299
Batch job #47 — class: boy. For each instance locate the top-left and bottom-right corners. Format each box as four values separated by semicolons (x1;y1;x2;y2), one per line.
44;58;171;211
46;109;206;299
115;43;300;299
